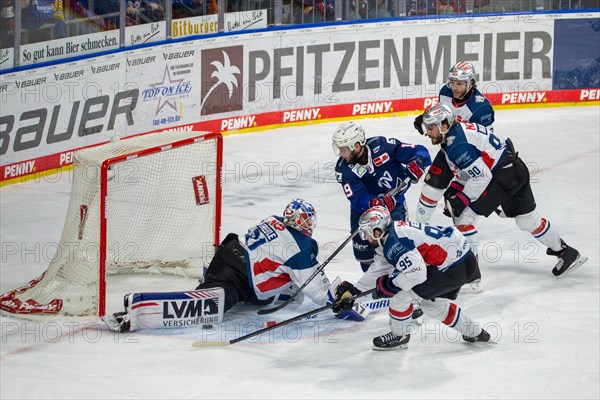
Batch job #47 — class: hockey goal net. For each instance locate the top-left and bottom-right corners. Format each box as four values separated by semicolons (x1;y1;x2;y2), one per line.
0;131;222;317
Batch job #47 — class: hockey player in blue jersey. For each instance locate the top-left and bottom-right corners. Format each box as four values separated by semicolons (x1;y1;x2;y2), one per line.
332;121;431;273
106;199;366;332
421;104;588;278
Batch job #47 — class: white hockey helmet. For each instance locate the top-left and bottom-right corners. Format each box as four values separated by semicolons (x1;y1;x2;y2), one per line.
283;198;317;237
332;121;366;157
448;61;476;95
358;206;392;245
422;104;455;134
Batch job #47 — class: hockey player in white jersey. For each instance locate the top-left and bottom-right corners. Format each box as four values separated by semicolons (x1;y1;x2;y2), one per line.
412;62;494;294
421;104;587;277
413;61;495;227
333;206;490;350
107;199;365;332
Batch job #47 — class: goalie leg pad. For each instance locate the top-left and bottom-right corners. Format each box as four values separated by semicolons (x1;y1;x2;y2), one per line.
120;288;225;331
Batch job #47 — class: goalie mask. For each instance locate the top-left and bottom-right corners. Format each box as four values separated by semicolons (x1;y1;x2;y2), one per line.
358;206;391;247
283;198;317;237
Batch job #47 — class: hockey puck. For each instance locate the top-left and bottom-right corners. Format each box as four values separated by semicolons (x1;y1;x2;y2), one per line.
202;324;213;329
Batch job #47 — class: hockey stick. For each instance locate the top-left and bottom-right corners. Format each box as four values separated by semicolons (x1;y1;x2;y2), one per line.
256;179;409;316
192;289;375;348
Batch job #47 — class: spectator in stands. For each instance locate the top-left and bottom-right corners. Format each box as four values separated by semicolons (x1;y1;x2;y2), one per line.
367;0;391;18
207;0;217;14
0;0;16;48
408;0;436;15
21;0;67;40
292;0;335;24
347;0;367;20
172;0;207;18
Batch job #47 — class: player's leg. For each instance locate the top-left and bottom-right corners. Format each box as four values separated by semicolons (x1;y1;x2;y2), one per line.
503;177;588;277
420;297;490;343
103;288;226;332
196;233;252;310
351;208;375;272
372;290;415;351
451;208;481;293
416;151;454;223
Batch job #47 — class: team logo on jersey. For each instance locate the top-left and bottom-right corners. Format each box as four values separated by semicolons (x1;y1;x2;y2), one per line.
373;153;390;167
352;164;367;177
475;95;485;103
201;46;243;116
446;136;455;146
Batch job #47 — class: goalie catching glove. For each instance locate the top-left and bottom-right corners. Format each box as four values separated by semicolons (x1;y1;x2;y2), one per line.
331;281;371;322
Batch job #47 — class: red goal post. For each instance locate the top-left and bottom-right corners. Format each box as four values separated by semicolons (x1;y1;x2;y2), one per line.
0;131;223;318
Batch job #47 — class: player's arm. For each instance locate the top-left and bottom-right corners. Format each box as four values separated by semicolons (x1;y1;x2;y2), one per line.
374;248;428;298
389;138;432;182
336;166;374;213
470;102;495;128
448;144;493;201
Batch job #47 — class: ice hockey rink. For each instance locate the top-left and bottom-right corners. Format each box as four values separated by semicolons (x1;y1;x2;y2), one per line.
1;106;598;399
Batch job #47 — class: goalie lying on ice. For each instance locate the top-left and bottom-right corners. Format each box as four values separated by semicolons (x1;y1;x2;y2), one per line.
104;199;370;332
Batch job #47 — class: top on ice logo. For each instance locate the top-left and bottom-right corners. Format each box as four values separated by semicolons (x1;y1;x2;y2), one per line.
142;64;192;114
200;46;243;116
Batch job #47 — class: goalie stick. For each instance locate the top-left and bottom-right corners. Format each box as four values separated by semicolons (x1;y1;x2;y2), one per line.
256;178;410;316
192;289;376;348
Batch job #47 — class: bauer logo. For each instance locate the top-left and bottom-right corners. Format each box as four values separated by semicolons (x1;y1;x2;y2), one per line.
200;46;243;116
192;175;210;205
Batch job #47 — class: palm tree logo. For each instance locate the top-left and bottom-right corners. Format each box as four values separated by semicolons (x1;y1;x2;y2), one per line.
200;50;241;114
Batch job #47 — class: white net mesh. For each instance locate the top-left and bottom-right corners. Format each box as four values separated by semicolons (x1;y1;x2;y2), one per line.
0;131;221;317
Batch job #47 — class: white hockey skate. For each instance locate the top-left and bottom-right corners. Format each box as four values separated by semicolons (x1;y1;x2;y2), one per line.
459;279;483;295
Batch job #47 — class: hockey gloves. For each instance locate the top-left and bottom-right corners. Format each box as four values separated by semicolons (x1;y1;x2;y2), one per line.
406;158;427;184
369;194;396;212
413;113;425;135
333;281;360;313
332;281;367;322
374;274;401;299
443;182;470;218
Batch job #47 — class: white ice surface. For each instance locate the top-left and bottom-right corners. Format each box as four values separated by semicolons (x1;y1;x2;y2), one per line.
1;106;598;399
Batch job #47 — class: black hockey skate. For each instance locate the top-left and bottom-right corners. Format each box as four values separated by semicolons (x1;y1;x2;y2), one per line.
547;240;588;278
463;329;491;343
372;332;410;351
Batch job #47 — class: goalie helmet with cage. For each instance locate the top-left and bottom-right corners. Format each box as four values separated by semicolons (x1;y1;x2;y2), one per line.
332;121;366;157
358;206;392;244
422;104;455;134
448;61;476;94
283;198;317;237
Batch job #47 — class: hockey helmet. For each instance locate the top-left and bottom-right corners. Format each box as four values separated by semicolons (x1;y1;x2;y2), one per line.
358;206;392;245
422;104;455;135
283;198;317;237
332;121;366;157
448;61;476;96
